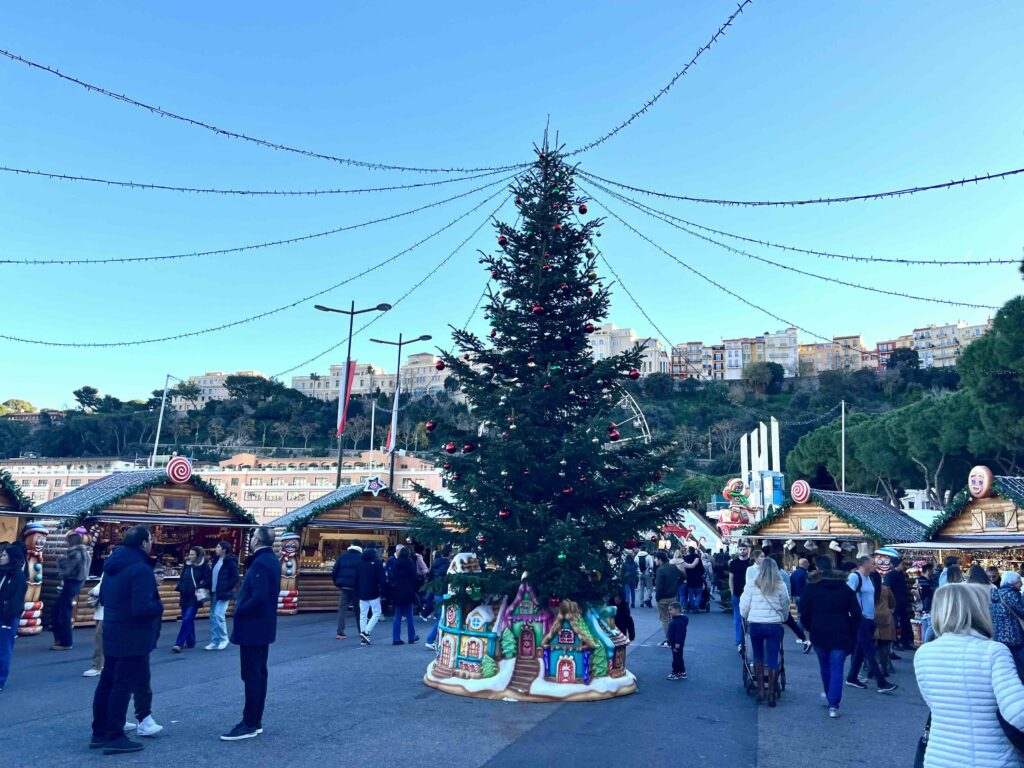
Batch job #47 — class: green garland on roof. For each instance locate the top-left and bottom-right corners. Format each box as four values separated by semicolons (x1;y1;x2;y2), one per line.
71;472;256;525
0;468;35;513
284;488;417;532
925;478;1024;540
743;492;902;545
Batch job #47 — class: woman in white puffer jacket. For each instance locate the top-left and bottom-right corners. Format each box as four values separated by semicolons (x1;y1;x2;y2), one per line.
915;583;1024;768
740;557;789;707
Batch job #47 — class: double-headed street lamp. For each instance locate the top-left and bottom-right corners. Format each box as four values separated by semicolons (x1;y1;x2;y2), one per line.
370;332;432;491
315;302;392;488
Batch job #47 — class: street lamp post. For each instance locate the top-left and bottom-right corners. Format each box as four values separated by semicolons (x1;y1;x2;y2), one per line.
315;302;392;488
150;373;181;468
370;332;432;491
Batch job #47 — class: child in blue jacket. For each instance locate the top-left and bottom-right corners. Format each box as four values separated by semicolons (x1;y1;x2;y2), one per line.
667;602;689;680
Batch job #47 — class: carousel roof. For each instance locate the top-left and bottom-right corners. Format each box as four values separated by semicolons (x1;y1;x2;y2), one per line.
925;475;1024;539
0;468;35;513
270;483;418;531
745;489;928;544
36;468;255;523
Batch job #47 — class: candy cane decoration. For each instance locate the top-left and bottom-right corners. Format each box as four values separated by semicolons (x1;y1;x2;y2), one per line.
791;480;811;504
166;456;192;484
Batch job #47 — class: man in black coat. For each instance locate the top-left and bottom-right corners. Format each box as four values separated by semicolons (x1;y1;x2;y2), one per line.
799;556;862;718
221;526;281;741
90;526;164;754
354;546;386;646
331;541;362;639
0;542;28;692
884;559;914;651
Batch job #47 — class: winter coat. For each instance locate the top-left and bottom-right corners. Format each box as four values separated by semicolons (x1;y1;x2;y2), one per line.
175;561;212;609
100;545;164;658
874;585;897;642
655;561;682;601
790;567;808;598
210;554;240;600
885;568;910;606
682;554;705;588
740;580;790;625
613;600;635;641
667;614;689;648
0;555;28;628
390;556;420;606
621;559;640;588
355;549;386;601
59;544;91;582
915;631;1024;768
415;553;429;580
331;548;362;590
991;586;1024;648
799;570;861;653
230;547;281;647
919;575;935;613
429;555;450;582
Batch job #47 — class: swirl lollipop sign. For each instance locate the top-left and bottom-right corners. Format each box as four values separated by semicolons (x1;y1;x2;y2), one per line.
791;479;811;505
166;456;193;484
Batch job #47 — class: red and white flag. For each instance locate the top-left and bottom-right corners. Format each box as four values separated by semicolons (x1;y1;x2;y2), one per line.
335;361;357;436
384;379;401;454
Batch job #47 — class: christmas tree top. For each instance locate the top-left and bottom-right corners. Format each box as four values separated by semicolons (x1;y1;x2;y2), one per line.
412;146;682;604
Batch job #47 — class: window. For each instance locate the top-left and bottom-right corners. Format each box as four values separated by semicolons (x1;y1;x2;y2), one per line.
985;510;1007;529
287;492;306;501
54;479;62;487
361;506;383;520
36;479;48;486
798;518;819;532
163;496;188;511
230;478;239;486
265;492;284;501
69;479;82;487
244;491;262;501
20;480;30;487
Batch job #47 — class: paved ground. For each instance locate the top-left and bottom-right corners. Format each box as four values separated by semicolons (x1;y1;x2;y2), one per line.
0;604;926;766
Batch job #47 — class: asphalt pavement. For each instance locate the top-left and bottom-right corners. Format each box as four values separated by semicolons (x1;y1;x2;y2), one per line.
0;602;926;767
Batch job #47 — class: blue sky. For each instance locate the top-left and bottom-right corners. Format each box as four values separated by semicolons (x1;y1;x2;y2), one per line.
2;1;1021;408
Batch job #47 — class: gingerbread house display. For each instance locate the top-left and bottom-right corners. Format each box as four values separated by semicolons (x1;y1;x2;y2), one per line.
541;600;598;685
269;477;418;615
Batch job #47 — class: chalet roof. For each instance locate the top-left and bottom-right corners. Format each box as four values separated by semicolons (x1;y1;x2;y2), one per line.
745;489;928;544
926;476;1024;539
36;469;255;523
270;484;418;532
0;469;34;513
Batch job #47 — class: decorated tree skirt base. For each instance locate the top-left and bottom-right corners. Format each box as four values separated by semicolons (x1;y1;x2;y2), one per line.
424;658;638;702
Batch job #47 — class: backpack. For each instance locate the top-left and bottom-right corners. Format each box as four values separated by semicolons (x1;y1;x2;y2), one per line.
638;556;648;574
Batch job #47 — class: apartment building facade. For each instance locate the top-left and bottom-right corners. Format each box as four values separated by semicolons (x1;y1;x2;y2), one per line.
292;352;451;402
589;324;669;376
171;370;268;411
763;328;799;378
913;320;991;368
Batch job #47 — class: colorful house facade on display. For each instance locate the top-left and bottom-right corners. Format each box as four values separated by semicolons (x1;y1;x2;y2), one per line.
744;481;927;567
922;467;1024;553
585;605;630;678
433;599;503;680
540;600;598;685
35;463;256;627
269;477;418;614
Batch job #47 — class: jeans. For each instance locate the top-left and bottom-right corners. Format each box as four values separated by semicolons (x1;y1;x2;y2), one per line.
733;600;744;646
91;620;104;672
784;614;806;642
426;612;441;645
0;625;16;687
210;599;229;645
53;579;83;647
671;647;686;675
359;599;382;636
175;605;198;648
337;588;358;634
814;646;847;708
639;575;653;605
239;644;269;729
749;623;784;670
392;603;417;642
91;654;150;741
849;618;888;685
624;584;635;607
686;585;703;612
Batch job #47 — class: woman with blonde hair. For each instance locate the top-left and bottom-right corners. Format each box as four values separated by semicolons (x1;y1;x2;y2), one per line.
915;583;1024;767
740;556;789;707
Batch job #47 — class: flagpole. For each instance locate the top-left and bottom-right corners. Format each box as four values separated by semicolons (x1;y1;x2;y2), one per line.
370;402;376;469
150;373;179;468
315;301;392;489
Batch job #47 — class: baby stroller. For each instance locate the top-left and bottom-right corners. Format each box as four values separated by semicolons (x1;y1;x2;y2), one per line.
740;621;786;703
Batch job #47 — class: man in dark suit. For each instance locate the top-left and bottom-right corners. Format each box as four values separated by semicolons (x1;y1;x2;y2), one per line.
90;526;163;754
221;526;281;741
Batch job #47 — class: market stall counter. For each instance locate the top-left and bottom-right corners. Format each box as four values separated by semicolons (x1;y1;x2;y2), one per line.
35;463;258;628
269;477;419;615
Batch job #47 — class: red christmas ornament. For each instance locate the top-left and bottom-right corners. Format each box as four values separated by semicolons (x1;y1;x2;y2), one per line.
654;471;663;482
553;223;562;232
443;462;452;470
498;509;511;520
578;203;588;215
586;288;593;296
532;305;544;314
609;422;618;430
491;270;499;279
609;429;621;442
585;323;596;333
515;197;521;205
477;534;487;543
543;384;552;390
425;420;437;433
628;369;641;380
435;360;446;371
498;235;508;247
542;263;551;271
490;329;497;338
462;442;476;453
548;597;560;609
562;487;574;495
444;442;457;454
502;431;509;439
560;283;570;292
463;353;471;360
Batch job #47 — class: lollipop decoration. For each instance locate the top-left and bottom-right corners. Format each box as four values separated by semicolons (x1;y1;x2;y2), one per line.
166;456;193;484
791;479;811;505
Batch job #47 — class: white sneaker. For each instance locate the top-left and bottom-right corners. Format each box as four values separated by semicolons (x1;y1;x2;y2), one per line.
216;641;229;650
795;637;805;645
124;721;137;731
425;642;436;651
205;643;217;650
137;715;163;737
820;692;828;705
83;668;101;677
829;708;839;719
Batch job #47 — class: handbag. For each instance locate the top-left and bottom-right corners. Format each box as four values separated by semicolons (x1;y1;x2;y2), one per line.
195;588;211;603
913;715;931;768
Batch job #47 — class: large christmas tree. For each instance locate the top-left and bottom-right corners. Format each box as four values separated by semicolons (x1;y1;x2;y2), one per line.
413;146;682;606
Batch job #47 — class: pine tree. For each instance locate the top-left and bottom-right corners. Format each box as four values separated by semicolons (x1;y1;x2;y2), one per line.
412;146;682;605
